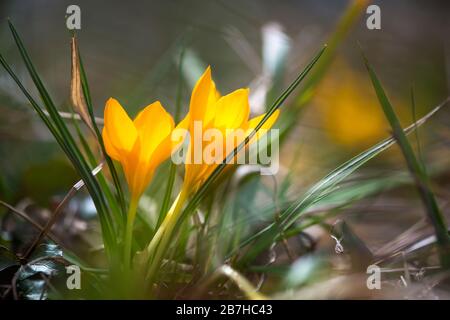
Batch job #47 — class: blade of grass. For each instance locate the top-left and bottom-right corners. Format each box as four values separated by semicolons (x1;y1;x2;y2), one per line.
0;54;66;151
76;38;127;220
295;0;369;107
157;46;186;228
362;50;450;267
77;48;126;231
410;86;426;172
278;0;367;142
73;114;124;233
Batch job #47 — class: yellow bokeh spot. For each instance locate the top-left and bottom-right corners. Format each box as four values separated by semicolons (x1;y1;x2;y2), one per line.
314;59;405;149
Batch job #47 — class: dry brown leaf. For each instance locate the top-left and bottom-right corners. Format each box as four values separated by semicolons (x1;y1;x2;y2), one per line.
70;36;95;134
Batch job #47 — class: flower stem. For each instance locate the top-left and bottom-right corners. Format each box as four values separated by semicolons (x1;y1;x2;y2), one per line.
145;185;189;282
124;196;139;270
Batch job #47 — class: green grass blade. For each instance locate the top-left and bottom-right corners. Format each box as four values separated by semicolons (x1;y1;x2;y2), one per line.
410;86;426;172
157;46;186;228
277;0;366;143
362;50;450;266
72;113;124;233
0;54;65;150
295;0;368;106
76;42;127;220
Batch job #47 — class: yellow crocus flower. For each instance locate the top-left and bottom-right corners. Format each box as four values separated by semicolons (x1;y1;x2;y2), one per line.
102;98;175;200
102;98;175;267
179;66;280;192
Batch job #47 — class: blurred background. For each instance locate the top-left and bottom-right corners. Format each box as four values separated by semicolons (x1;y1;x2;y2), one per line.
1;0;450;298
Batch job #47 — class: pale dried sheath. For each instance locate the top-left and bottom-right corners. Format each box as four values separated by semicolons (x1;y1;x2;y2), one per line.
70;36;95;134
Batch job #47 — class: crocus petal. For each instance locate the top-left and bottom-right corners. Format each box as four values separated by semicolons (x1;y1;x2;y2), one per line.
247;110;279;131
123;138;143;196
183;143;210;192
208;80;221;105
148;135;174;171
213;88;250;130
172;114;190;152
204;79;221;126
133;101;175;162
102;127;122;161
103;98;138;157
189;66;212;127
102;98;180;199
246;109;280;143
175;78;219;151
122;101;175;198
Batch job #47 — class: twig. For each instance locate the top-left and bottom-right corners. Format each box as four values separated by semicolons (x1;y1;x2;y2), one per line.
23;188;77;259
0;200;61;245
41;109;104;126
